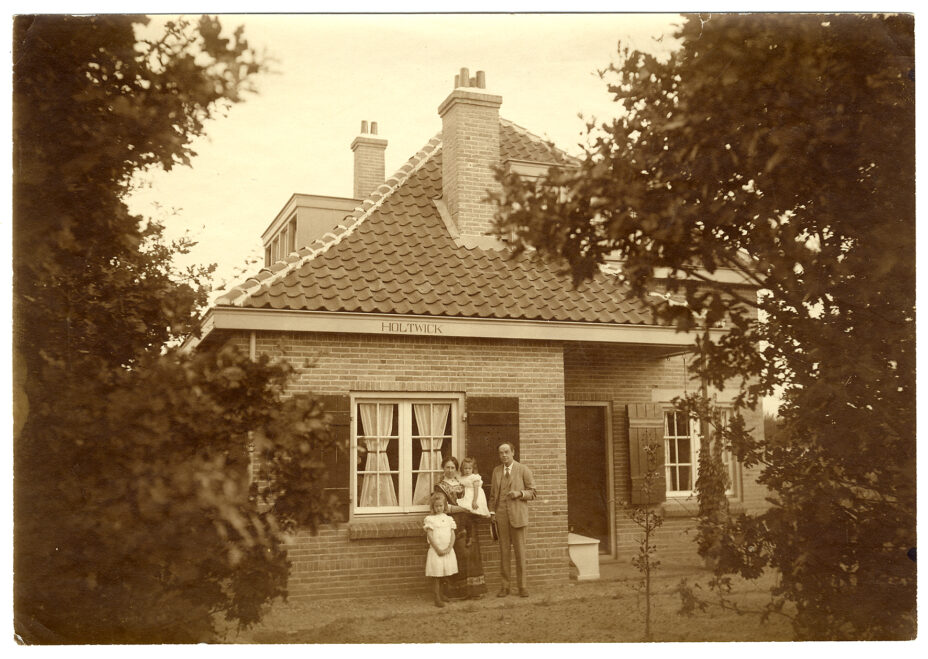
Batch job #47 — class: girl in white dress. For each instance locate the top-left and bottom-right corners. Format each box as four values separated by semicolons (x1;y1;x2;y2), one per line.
456;457;490;518
424;493;457;607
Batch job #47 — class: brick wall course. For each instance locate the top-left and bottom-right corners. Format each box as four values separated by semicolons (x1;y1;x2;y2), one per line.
227;330;568;601
440;91;502;240
562;342;768;566
226;332;767;600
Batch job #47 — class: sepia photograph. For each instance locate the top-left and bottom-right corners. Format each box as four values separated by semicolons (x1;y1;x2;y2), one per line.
11;8;917;645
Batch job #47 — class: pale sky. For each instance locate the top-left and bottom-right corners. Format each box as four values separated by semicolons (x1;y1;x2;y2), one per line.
125;13;682;291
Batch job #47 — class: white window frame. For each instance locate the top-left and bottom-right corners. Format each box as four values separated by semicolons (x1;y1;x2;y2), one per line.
664;408;739;498
715;408;738;497
664;410;699;497
287;216;297;254
350;392;463;517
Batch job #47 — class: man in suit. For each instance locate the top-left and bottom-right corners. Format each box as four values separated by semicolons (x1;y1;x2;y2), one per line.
489;441;537;597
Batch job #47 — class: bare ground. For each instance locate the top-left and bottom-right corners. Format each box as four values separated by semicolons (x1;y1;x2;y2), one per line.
222;566;794;643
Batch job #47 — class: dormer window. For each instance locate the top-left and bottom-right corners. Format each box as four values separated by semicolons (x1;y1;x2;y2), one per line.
287;216;297;254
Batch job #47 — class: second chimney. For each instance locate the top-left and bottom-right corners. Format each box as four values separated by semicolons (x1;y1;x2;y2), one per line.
438;68;502;242
351;120;387;199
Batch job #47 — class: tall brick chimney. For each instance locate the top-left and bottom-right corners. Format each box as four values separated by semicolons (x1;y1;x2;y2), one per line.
351;120;387;199
438;68;503;243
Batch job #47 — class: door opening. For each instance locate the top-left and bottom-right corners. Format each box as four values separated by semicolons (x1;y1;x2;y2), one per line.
565;404;611;554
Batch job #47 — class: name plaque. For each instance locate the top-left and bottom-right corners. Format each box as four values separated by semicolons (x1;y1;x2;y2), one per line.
380;321;444;335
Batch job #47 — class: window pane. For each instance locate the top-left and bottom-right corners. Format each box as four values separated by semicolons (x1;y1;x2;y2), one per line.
678;438;691;463
678;466;692;491
357;472;399;507
667;437;677;462
666;411;676;436
669;466;678;491
357;402;399;508
411;403;451;506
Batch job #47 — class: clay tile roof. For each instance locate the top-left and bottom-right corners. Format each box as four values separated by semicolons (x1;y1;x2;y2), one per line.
499;118;577;166
214;119;653;326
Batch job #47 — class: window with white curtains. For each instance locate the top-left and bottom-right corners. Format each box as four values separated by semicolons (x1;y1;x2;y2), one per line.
352;395;460;515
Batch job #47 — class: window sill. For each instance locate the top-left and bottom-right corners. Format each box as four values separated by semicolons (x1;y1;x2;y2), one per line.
660;498;747;518
660;498;699;518
348;518;425;540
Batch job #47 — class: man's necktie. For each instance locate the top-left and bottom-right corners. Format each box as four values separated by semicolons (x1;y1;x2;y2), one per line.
499;467;510;507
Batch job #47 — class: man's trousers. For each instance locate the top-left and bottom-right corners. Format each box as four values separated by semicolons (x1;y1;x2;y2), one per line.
496;507;526;591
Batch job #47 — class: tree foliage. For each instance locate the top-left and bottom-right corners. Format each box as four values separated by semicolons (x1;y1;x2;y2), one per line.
14;15;341;643
492;13;914;640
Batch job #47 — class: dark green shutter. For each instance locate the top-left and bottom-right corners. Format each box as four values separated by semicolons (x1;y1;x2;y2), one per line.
627;403;666;505
466;397;519;498
316;394;351;520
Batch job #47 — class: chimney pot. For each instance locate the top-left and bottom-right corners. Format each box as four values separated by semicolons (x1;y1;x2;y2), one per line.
370;121;378;135
459;67;470;87
476;71;486;88
360;120;369;134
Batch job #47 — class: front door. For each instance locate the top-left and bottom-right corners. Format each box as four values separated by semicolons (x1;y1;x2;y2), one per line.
565;405;611;554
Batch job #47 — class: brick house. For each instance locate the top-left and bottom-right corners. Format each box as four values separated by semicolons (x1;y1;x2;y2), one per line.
187;69;766;600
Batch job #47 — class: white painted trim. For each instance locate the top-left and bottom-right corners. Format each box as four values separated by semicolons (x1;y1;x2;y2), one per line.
566;401;615;560
202;307;721;346
349;393;464;520
261;193;359;243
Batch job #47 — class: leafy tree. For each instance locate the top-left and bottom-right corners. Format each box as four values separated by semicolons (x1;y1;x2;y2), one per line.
763;413;782;444
14;15;340;642
492;13;914;640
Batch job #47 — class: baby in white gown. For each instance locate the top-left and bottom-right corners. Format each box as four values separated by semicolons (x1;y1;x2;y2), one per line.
456;457;490;517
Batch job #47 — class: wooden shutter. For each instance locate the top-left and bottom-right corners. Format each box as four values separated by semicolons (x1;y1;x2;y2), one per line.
627;403;666;505
316;394;351;520
466;397;519;498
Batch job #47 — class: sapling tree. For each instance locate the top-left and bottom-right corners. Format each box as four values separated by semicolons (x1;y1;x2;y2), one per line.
627;443;664;641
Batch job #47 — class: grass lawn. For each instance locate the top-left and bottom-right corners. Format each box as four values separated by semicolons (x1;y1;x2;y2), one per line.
224;568;794;643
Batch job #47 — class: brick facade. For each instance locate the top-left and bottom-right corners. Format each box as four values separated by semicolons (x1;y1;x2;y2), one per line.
563;342;768;565
228;330;569;600
224;330;767;600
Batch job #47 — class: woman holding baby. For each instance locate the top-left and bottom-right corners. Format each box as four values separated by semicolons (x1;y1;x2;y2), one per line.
433;455;489;600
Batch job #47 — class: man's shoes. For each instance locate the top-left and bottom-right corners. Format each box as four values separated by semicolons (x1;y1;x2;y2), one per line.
518;588;529;598
497;588;510;597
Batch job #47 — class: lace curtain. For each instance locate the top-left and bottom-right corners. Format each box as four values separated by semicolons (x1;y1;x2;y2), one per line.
411;403;451;505
358;403;398;507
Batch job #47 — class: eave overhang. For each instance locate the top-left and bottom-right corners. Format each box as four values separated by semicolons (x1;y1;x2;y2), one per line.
182;307;725;352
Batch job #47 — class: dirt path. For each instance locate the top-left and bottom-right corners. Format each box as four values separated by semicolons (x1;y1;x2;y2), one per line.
225;570;793;643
